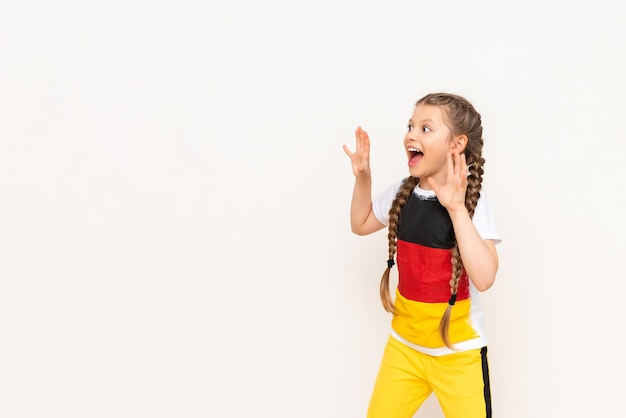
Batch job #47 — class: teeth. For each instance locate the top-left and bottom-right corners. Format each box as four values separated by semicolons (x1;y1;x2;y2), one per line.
408;147;421;152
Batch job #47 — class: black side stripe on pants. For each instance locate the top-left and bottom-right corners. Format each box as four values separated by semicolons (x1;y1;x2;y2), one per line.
481;346;492;418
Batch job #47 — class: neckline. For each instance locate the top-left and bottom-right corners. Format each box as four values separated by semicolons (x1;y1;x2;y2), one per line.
414;182;436;198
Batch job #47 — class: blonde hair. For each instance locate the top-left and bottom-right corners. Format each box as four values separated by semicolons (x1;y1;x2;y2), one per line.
380;93;485;349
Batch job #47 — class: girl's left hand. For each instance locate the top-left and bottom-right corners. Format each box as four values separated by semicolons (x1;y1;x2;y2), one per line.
427;151;468;214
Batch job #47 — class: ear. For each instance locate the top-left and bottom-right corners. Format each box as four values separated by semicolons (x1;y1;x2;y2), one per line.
450;135;468;153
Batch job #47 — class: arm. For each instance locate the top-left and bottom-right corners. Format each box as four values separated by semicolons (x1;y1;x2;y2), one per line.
428;152;499;291
343;127;385;236
448;210;498;291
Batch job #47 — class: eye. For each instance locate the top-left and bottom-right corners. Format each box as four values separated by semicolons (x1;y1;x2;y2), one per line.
422;126;431;133
407;124;413;132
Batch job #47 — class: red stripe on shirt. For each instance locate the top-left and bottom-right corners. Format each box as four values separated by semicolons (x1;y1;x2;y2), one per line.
396;239;469;303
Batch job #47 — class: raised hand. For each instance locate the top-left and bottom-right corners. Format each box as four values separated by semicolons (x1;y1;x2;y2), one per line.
427;151;468;214
342;126;371;178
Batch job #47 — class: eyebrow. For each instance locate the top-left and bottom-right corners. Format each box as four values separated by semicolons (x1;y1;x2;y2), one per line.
409;118;435;124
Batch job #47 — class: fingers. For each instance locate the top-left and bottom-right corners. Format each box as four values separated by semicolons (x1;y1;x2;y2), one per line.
343;126;365;152
459;154;468;188
342;143;354;158
456;152;467;174
344;126;371;176
344;127;370;156
343;126;364;156
448;151;467;183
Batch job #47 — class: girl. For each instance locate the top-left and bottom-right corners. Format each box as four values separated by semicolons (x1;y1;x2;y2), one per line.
343;93;500;418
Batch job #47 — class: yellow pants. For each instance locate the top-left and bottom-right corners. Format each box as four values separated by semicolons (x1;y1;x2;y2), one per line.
367;336;491;418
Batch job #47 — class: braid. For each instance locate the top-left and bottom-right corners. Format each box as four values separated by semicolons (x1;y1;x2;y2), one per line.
379;176;419;315
439;245;463;348
465;150;485;219
439;146;485;348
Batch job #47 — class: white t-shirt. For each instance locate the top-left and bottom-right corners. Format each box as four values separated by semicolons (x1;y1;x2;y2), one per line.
371;178;502;355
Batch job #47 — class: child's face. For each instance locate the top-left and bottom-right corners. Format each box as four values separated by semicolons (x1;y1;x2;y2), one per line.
404;104;454;188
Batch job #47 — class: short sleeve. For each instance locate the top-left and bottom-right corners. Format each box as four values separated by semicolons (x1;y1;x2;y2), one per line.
472;190;501;245
372;179;405;226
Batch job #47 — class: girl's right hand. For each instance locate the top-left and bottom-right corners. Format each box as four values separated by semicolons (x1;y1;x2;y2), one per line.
342;126;371;178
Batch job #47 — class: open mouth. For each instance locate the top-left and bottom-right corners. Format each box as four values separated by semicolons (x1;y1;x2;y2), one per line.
408;147;423;165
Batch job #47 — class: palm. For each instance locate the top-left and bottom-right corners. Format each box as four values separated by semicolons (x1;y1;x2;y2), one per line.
427;151;468;212
343;126;371;177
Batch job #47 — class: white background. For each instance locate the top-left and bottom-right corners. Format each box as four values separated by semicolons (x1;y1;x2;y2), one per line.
1;1;625;417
